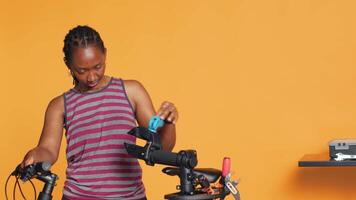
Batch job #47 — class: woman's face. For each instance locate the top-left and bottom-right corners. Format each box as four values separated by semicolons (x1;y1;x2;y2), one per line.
69;45;106;90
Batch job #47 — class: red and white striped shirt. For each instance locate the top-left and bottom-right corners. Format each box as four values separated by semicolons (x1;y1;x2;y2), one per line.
63;77;145;200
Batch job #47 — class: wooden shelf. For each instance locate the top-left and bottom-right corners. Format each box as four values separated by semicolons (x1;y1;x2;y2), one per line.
299;153;356;167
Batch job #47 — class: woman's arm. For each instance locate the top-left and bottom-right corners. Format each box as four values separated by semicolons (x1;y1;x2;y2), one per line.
22;95;64;166
124;80;177;151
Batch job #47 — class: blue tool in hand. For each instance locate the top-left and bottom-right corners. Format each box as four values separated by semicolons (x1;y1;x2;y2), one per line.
148;115;165;133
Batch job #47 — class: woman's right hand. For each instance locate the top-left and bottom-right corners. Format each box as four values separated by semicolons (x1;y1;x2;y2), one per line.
21;148;39;168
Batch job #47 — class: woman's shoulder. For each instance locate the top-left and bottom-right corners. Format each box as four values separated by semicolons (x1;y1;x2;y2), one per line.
47;94;65;113
122;79;151;102
122;79;147;94
122;79;143;87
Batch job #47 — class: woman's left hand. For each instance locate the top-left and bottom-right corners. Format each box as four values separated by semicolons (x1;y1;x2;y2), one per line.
157;101;178;124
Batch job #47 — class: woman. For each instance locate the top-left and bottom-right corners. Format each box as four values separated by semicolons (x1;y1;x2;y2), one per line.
21;25;178;200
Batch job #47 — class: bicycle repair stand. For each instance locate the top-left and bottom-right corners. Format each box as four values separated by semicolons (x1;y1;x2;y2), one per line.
124;126;239;200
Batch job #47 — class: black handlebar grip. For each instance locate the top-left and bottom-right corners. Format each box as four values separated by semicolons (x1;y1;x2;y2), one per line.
17;162;52;181
150;150;179;166
149;150;198;169
33;162;51;172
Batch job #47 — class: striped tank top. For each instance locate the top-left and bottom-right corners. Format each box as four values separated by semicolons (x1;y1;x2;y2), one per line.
63;77;145;200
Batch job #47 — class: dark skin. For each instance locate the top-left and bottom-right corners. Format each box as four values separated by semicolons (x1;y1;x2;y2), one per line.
22;45;178;166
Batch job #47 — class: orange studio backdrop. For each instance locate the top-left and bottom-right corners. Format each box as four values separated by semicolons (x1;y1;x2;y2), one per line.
2;1;356;200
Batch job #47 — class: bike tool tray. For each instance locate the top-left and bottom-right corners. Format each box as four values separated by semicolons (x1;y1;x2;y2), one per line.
329;139;356;161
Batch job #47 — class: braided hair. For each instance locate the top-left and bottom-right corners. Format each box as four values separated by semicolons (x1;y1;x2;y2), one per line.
63;25;106;85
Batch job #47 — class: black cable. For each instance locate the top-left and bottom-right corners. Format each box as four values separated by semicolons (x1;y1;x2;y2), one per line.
16;178;27;200
5;173;12;200
6;175;37;200
13;177;18;200
29;179;36;200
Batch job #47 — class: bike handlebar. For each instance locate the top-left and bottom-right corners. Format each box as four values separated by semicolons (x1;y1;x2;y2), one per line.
149;149;198;169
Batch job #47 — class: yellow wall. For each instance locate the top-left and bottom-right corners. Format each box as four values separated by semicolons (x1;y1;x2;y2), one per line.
1;1;356;199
